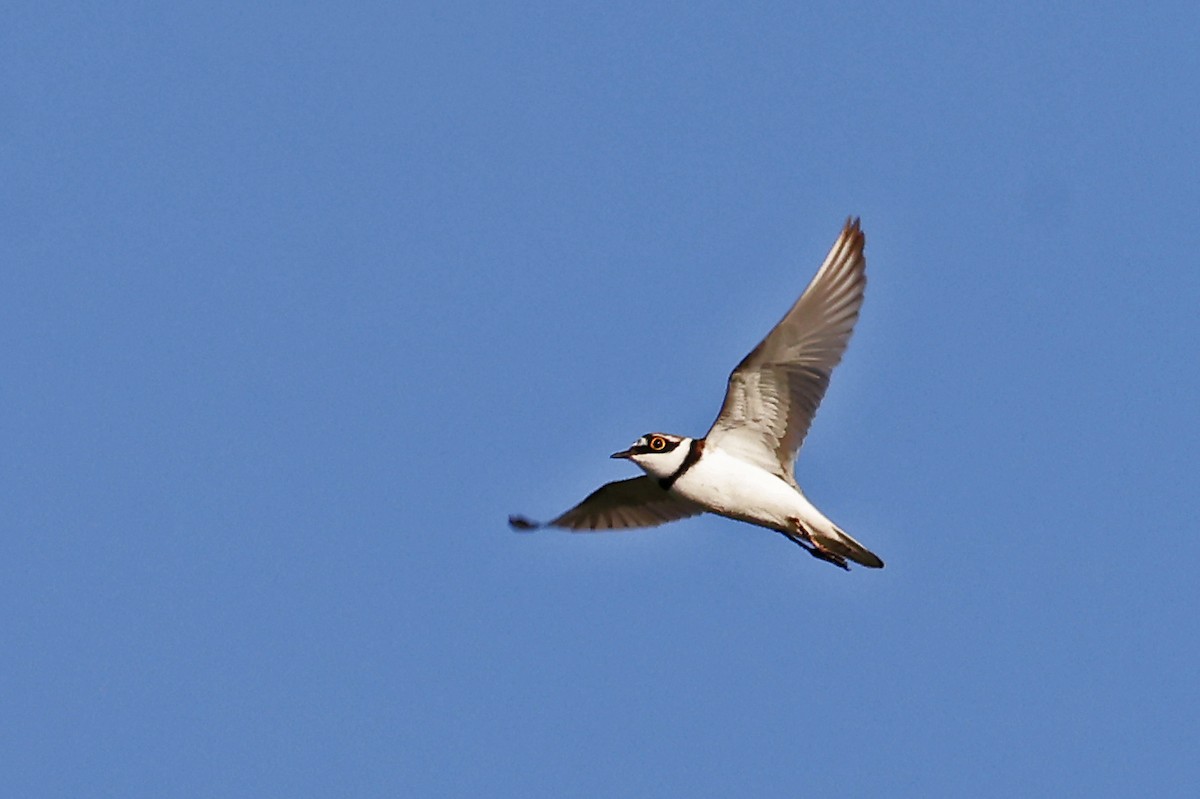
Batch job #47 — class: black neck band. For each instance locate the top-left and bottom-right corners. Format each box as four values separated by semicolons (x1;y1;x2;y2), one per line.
659;438;704;490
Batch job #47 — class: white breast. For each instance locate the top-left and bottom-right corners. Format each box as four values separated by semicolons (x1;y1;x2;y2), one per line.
670;445;819;532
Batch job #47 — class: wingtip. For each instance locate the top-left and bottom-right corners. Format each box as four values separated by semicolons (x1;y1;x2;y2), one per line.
844;216;864;245
508;515;542;532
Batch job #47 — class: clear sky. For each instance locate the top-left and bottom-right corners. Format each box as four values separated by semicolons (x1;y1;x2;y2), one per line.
4;2;1199;797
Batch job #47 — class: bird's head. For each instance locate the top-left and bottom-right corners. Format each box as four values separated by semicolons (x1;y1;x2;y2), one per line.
611;433;691;479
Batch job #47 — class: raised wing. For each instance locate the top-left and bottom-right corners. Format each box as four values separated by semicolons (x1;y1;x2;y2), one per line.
706;218;866;480
508;476;704;532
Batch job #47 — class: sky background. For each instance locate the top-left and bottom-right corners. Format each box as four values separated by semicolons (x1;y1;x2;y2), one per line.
4;2;1199;796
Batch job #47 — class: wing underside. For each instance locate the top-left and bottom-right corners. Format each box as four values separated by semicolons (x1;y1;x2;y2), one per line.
509;476;704;532
706;218;867;479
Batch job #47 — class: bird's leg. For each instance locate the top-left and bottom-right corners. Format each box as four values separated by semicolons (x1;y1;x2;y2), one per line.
786;518;850;571
803;544;850;571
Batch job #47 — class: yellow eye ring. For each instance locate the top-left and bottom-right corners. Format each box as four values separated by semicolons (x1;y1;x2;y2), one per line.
650;436;666;451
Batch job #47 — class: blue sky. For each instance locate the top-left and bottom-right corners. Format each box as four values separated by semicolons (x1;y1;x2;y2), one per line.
4;2;1199;796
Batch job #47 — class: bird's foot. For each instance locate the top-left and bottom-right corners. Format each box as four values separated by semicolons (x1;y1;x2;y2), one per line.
805;545;850;571
786;518;850;571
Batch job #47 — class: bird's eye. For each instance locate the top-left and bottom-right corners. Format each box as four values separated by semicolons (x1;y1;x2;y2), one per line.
650;436;667;451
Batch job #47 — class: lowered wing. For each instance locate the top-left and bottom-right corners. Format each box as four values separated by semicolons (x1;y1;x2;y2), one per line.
509;476;704;532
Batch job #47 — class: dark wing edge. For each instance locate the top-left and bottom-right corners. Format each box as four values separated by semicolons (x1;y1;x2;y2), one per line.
508;476;704;532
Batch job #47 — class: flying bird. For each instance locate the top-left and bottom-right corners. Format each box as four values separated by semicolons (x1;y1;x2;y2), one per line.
509;219;883;570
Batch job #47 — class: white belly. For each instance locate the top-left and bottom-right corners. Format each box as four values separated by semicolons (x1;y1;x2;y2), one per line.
670;446;824;533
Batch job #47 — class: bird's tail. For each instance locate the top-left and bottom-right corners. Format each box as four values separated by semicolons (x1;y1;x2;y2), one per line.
812;524;884;569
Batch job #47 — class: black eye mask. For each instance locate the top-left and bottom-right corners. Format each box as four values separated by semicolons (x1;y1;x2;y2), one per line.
633;435;680;455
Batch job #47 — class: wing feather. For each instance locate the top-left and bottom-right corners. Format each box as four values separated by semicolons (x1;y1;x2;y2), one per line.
706;218;867;480
510;476;704;532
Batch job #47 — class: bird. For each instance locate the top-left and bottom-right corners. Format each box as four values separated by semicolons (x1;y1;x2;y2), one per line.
509;218;883;570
